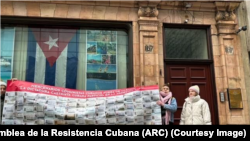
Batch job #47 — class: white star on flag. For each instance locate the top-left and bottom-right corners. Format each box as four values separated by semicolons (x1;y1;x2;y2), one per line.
44;36;59;50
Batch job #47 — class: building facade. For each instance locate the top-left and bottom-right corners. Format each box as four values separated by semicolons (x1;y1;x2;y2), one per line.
1;0;249;124
237;0;250;124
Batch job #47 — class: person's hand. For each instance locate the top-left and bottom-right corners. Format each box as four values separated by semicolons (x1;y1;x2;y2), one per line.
156;100;163;106
11;78;18;81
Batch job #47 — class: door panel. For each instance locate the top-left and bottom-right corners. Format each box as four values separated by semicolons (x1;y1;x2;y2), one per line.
189;67;206;78
170;67;186;78
170;82;188;125
166;64;216;125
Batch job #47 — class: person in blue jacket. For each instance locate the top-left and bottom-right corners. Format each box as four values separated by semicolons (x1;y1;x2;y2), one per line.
156;84;177;125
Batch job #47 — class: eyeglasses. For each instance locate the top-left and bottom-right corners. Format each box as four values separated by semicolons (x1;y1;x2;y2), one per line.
163;88;169;90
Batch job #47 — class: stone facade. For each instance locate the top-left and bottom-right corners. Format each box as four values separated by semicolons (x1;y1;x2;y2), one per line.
1;0;249;124
237;0;250;124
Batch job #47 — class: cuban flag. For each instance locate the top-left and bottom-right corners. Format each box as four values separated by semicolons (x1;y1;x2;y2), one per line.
25;28;79;89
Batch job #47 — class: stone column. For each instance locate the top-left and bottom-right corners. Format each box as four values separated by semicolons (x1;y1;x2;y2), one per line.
215;2;249;124
137;4;160;87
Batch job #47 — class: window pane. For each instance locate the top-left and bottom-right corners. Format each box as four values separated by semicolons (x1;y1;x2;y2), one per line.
1;26;129;91
165;28;208;59
86;30;127;91
1;27;15;83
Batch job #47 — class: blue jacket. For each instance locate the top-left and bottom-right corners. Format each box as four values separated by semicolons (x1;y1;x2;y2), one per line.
162;97;177;123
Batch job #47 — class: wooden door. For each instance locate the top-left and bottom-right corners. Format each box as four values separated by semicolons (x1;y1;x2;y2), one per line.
165;64;216;125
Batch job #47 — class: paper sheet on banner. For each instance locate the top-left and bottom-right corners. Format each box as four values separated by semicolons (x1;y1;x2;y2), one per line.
1;80;162;125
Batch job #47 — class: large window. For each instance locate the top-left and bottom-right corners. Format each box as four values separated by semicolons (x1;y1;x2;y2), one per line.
164;28;208;59
1;27;15;83
1;26;129;91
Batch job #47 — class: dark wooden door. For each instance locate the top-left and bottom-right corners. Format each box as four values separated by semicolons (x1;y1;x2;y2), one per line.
165;64;216;125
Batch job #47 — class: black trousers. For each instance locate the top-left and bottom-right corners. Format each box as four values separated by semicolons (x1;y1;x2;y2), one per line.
169;122;174;125
162;118;174;125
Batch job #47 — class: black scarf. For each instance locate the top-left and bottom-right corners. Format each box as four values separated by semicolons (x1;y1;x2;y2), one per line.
1;94;4;100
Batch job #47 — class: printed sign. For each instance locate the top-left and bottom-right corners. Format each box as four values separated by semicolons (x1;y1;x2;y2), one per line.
86;30;117;90
1;80;162;125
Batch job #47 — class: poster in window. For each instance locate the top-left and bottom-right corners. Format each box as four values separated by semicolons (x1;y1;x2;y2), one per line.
1;27;15;83
87;54;102;64
86;30;117;90
87;42;97;54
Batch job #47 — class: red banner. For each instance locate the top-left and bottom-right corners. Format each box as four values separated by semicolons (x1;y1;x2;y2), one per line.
6;80;159;99
2;80;162;125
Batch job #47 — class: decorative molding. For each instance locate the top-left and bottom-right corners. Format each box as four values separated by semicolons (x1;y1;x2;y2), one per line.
138;19;159;31
215;11;236;21
138;7;158;17
215;2;240;22
215;2;240;34
138;1;161;7
216;21;237;34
